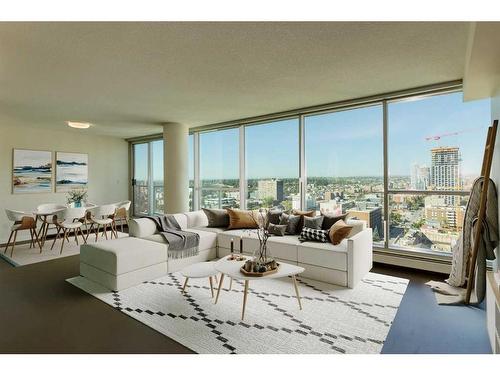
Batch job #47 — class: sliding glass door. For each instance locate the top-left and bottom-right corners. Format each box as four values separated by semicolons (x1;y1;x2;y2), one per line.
132;140;164;216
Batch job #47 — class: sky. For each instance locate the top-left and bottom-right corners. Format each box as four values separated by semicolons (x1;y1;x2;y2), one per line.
135;91;491;182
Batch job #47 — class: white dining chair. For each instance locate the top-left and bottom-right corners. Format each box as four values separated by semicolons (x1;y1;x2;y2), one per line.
113;200;131;233
50;207;87;254
4;209;42;256
35;203;66;246
87;204;117;241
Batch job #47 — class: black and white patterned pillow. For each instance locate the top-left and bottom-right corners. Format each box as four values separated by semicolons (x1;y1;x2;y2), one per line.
298;227;329;243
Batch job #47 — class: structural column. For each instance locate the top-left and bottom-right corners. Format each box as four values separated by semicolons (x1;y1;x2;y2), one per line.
163;122;189;213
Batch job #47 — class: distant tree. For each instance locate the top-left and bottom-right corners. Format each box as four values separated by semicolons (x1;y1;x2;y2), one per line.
411;218;426;230
390;211;403;226
280;200;292;211
262;196;275;208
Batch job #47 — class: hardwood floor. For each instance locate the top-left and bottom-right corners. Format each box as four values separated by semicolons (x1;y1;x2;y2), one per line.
0;255;492;354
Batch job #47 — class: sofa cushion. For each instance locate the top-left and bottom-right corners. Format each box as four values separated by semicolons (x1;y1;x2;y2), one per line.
267;235;301;261
80;237;167;275
192;226;226;234
321;212;348;230
292;209;315;234
172;213;188;230
226;208;259;230
267;209;283;225
268;223;287;236
329;220;353;245
129;218;158;238
184;210;209;228
279;213;300;234
202;208;230;228
297;240;348;271
346;219;366;238
303;215;324;230
144;229;217;252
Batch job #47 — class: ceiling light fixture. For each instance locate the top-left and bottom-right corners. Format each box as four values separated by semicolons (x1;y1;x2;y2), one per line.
66;121;91;129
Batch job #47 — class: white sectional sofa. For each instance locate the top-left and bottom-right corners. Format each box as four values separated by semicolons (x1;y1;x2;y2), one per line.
80;210;373;291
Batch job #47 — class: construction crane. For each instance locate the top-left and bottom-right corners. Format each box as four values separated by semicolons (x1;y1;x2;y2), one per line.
424;128;474;141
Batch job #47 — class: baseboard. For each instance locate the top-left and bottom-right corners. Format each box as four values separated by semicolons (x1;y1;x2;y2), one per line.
373;250;451;274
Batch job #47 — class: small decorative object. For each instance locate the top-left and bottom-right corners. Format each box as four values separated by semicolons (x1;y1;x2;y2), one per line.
56;152;88;193
239;235;243;254
227;254;246;261
240;209;280;276
12;149;53;193
230;238;234;254
66;188;87;207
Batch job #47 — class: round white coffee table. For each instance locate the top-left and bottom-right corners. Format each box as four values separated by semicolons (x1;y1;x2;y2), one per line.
180;262;219;298
214;256;305;320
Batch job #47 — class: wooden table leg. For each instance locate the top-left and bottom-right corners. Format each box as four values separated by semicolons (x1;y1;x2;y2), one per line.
182;277;189;293
292;275;302;310
242;280;249;320
215;273;225;304
209;276;214;297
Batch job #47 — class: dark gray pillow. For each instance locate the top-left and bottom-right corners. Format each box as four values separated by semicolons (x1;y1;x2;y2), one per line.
267;209;283;225
268;223;287;236
202;208;230;228
321;213;348;230
279;213;300;235
304;215;324;230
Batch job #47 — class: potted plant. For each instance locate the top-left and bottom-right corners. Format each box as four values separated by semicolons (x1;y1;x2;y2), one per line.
241;209;279;275
66;188;87;208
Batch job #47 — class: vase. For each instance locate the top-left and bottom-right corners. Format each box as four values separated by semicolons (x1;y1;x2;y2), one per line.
74;200;82;208
250;242;277;273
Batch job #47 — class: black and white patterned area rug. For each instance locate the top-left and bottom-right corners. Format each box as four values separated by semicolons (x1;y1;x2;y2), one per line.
67;272;408;354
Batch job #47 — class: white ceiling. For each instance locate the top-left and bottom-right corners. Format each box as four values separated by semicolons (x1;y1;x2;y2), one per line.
0;22;471;138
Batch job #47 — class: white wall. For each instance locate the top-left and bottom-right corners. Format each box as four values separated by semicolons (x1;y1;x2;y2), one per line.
490;96;500;271
0;123;129;243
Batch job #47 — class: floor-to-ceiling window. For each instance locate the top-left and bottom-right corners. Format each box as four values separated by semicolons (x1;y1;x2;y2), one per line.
245;118;300;210
188;134;194;211
131;139;164;216
305;105;384;243
199;128;240;209
387;92;490;253
129;84;492;258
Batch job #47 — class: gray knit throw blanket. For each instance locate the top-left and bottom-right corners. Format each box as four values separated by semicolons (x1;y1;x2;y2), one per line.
146;215;200;259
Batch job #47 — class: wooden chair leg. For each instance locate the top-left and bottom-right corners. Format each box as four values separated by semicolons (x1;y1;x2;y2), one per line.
74;228;79;245
4;231;14;254
95;224;99;242
10;230;18;257
79;227;87;244
60;229;67;254
29;229;34;249
33;227;42;252
51;227;61;250
104;224;108;240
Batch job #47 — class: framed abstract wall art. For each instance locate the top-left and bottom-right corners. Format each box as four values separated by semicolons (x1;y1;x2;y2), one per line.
55;152;88;192
12;149;53;193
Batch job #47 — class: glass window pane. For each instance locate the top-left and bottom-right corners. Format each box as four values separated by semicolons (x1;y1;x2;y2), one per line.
388;92;490;191
388;92;490;254
305;105;384;243
245;119;299;210
389;193;467;253
188;134;194;211
151;140;164;214
200;128;240;209
133;143;149;216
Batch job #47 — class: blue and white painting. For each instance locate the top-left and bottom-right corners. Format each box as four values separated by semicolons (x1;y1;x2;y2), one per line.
56;152;88;192
13;149;53;193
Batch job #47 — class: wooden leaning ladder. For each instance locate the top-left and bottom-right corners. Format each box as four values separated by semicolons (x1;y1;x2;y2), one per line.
465;119;498;304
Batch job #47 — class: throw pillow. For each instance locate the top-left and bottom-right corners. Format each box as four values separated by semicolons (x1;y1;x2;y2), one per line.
291;209;315;234
329;219;353;245
298;227;329;243
303;215;324;230
268;223;287;236
202;208;230;228
321;212;348;231
279;213;301;235
267;209;283;225
226;208;259;230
